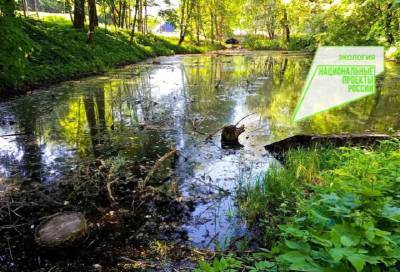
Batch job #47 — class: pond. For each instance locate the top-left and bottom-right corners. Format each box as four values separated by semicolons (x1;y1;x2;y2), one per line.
0;51;399;270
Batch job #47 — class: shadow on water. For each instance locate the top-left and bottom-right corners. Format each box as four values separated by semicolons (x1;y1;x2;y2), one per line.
0;51;400;271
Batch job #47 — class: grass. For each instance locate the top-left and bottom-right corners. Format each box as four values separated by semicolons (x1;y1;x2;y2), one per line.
197;140;400;271
237;144;337;245
0;16;221;95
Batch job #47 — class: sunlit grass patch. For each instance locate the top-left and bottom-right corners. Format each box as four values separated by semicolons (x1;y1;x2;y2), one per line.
0;17;213;94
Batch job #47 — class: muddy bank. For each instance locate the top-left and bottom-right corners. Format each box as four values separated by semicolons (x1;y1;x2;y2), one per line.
0;155;206;271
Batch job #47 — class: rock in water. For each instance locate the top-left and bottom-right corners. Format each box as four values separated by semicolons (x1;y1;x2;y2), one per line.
221;125;245;148
35;212;88;247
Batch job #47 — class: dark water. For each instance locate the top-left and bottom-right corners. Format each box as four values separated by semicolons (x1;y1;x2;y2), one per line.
0;51;400;250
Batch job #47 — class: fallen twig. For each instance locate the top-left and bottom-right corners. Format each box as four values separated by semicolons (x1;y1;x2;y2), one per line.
106;179;119;204
0;133;29;138
142;149;177;186
234;113;256;126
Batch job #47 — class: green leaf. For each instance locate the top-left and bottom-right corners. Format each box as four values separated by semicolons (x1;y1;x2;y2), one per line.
219;257;228;270
255;261;275;269
382;204;400;222
213;258;220;272
280;226;309;238
198;261;212;272
329;248;346;262
310;234;333;248
340;235;356;247
285;240;311;252
347;254;366;272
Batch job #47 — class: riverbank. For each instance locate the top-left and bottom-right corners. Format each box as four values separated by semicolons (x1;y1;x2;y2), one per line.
0;17;220;98
198;139;400;271
240;35;400;62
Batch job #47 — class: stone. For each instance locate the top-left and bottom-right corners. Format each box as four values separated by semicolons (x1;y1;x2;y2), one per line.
35;211;88;247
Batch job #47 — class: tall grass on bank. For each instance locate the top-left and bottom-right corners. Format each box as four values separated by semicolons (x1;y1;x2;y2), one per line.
238;145;337;246
0;16;219;95
198;140;400;271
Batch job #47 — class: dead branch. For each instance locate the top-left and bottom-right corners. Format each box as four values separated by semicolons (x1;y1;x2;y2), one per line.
142;149;177;186
234;112;256;126
106;179;119;204
0;133;29;138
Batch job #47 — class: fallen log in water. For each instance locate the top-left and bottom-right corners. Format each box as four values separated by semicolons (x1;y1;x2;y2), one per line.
265;133;399;161
35;212;88;247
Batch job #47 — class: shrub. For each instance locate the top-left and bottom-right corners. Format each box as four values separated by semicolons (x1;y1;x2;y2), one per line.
287;35;316;51
243;35;283;50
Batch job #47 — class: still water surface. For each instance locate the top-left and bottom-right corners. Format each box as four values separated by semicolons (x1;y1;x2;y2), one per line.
1;51;400;249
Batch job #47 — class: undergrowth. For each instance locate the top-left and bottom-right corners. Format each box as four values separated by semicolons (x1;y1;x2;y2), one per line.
241;35;316;51
197;140;400;272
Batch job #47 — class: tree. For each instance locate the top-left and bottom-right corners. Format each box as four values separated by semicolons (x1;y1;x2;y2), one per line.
178;0;191;45
73;0;85;29
87;0;97;45
0;0;15;16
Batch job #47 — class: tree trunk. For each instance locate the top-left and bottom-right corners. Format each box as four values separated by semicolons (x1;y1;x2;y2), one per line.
103;3;107;30
210;12;215;44
195;0;201;45
94;1;98;26
129;0;139;44
283;8;290;43
109;0;117;26
73;0;85;29
117;0;122;27
87;0;96;45
178;0;187;45
22;0;27;17
66;0;74;24
385;2;394;45
33;0;39;17
121;0;126;28
144;0;148;34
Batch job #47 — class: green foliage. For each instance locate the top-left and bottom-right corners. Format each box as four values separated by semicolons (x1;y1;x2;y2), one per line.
242;35;282;50
0;0;15;16
287;35;316;51
202;141;400;271
0;17;206;94
394;45;400;61
0;17;32;90
238;145;336;245
158;8;179;28
276;140;400;271
195;256;243;272
242;35;316;51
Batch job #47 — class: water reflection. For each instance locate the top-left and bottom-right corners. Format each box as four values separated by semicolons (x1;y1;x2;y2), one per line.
0;52;399;248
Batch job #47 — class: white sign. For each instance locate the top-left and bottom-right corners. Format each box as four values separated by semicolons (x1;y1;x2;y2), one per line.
292;46;384;122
